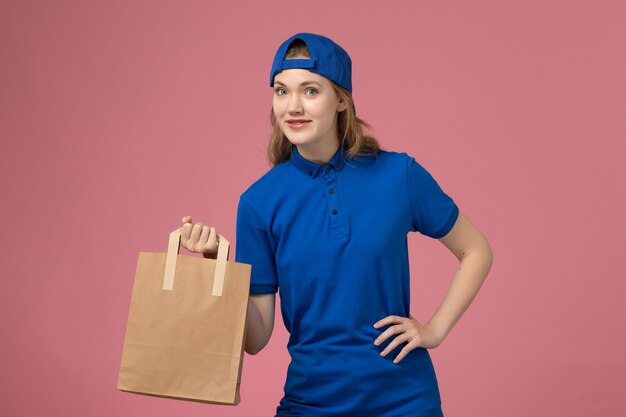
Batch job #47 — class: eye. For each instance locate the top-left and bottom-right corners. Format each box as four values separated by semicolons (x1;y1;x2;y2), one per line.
305;88;318;95
274;87;286;95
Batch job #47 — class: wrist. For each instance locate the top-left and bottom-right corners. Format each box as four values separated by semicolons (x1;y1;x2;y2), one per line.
426;319;449;344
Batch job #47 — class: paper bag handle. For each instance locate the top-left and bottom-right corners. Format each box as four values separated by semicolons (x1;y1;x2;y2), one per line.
162;227;230;296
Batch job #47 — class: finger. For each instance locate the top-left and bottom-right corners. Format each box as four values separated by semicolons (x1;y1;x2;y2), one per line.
181;215;192;224
181;221;193;242
191;222;204;248
373;315;400;328
198;224;210;248
379;333;408;357
393;341;418;364
374;324;402;346
209;227;219;248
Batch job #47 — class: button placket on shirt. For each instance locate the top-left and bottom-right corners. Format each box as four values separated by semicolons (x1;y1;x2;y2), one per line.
322;164;346;239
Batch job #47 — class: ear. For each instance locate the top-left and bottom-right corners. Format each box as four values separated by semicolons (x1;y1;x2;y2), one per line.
337;99;348;112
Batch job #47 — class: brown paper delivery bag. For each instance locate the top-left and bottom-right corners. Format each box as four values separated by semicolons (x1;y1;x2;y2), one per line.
117;227;251;405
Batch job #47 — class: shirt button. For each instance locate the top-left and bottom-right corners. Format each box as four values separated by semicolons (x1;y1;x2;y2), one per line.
329;188;334;194
332;209;337;215
325;168;330;174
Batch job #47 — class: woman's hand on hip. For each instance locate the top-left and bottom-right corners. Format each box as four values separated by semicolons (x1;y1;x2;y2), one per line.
372;315;444;364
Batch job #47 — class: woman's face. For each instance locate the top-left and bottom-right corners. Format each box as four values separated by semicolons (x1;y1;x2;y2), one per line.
272;68;347;149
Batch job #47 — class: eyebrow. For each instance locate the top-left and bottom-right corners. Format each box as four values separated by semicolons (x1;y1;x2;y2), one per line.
274;80;323;87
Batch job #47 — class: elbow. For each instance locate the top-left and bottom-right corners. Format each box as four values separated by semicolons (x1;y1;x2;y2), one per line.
244;336;261;355
484;239;494;268
477;239;494;278
244;329;272;356
245;346;259;355
245;339;268;356
459;238;494;275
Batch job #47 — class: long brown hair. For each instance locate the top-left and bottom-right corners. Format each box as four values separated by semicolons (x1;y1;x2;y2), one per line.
267;39;382;167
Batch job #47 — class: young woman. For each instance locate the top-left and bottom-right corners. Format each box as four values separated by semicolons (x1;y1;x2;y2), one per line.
181;32;493;417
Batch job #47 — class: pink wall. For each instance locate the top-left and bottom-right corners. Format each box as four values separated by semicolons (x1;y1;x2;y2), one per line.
2;0;625;416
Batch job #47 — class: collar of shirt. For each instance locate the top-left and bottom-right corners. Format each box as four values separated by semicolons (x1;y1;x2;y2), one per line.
290;143;346;179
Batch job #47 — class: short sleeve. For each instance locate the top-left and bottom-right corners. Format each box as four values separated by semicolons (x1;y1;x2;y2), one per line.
235;196;279;294
406;155;459;238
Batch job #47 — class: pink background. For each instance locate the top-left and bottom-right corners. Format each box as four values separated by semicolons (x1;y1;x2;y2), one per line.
1;0;624;416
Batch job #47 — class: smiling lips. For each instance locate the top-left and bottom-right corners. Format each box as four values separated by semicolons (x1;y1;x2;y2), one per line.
287;119;311;129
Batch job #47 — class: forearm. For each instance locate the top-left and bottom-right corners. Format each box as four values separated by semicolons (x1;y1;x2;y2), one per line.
201;252;267;354
244;299;269;355
427;246;493;342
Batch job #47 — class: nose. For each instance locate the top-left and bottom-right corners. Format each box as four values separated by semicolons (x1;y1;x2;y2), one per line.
287;94;303;114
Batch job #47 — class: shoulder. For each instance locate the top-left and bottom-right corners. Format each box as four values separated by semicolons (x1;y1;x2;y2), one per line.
379;148;412;162
239;160;290;204
379;148;433;174
375;148;414;164
368;149;442;185
346;147;409;168
353;147;415;173
380;148;419;164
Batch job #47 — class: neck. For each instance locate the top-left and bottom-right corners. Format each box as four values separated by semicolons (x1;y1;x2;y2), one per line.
295;140;340;165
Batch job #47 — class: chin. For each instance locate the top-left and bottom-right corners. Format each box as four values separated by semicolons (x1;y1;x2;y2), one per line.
287;138;319;147
283;133;307;143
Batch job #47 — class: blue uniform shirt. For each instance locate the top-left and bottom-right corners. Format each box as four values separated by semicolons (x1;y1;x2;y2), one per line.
235;144;459;417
